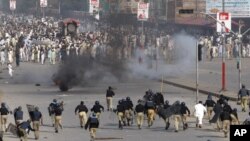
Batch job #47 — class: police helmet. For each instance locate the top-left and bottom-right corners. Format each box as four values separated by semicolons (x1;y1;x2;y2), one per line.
181;102;185;106
35;106;39;111
175;100;180;105
95;101;99;105
80;101;84;105
118;100;122;104
126;97;130;101
1;102;5;107
53;99;57;103
242;84;245;88
165;100;169;105
18;106;22;110
138;99;142;103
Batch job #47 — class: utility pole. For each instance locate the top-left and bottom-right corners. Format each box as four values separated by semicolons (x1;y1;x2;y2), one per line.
221;0;226;91
238;20;244;91
196;41;199;104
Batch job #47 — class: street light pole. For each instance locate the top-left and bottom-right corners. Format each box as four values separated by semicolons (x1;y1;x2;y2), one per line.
196;41;199;104
238;20;243;91
221;0;226;91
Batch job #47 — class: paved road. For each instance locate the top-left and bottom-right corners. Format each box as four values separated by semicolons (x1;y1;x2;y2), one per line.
0;61;249;141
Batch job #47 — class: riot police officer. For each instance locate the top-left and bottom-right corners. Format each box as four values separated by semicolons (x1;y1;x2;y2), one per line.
85;113;99;141
30;107;43;140
124;97;133;126
91;101;104;120
14;106;23;125
116;100;125;129
180;102;190;130
75;101;89;128
144;97;155;127
135;99;145;129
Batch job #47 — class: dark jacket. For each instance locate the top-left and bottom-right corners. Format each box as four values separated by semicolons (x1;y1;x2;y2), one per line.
116;104;125;113
180;105;190;115
14;110;23;120
30;111;42;121
106;89;115;97
54;106;63;116
220;111;231;121
91;104;104;113
204;99;216;107
238;88;249;97
135;104;145;113
75;104;88;113
145;100;155;110
85;116;99;129
0;107;9;115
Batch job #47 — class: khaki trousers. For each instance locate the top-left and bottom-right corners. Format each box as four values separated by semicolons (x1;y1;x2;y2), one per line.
19;128;28;141
117;112;124;121
174;115;182;131
55;116;62;131
222;120;230;137
0;115;8;131
106;97;113;110
207;107;213;120
136;112;144;127
147;109;155;126
90;128;97;139
241;96;249;111
79;112;87;126
33;121;40;139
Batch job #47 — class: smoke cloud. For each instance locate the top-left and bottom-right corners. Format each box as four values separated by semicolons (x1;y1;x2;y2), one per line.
54;31;197;91
128;31;197;79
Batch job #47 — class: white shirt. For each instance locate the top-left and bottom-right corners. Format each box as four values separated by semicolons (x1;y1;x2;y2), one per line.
194;103;207;117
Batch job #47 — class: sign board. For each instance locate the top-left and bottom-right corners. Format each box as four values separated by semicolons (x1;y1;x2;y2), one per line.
89;0;100;20
9;0;16;11
216;12;231;33
206;0;250;17
137;2;149;21
40;0;48;8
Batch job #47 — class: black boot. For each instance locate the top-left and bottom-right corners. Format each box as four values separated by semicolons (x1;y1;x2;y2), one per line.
123;121;127;126
119;121;123;129
127;119;130;126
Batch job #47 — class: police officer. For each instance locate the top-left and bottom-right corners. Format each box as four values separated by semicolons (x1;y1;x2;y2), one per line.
30;107;43;140
180;102;190;130
173;101;182;132
238;84;249;112
0;102;10;132
48;99;58;126
106;86;115;111
85;113;99;141
17;119;35;141
116;100;125;129
144;97;155;127
54;104;63;133
75;101;89;128
91;101;104;120
220;107;231;137
14;106;23;125
124;97;133;126
135;99;145;129
204;94;216;120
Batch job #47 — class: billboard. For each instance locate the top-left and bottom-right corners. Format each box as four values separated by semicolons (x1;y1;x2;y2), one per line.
216;12;231;33
89;0;100;20
40;0;48;7
206;0;250;17
9;0;16;11
137;2;149;21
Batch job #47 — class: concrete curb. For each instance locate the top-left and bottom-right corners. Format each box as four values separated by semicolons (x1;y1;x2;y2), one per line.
161;80;238;101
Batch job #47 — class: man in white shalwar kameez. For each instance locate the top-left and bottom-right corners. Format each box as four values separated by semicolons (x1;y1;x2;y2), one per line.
194;101;207;128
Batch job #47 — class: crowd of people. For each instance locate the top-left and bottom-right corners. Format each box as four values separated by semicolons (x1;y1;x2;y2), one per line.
1;12;249;79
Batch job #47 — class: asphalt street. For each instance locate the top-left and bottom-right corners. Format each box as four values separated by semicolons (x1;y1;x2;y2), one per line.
0;60;249;141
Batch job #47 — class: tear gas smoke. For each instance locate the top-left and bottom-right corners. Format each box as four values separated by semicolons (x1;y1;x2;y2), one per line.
128;31;197;79
54;31;197;91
